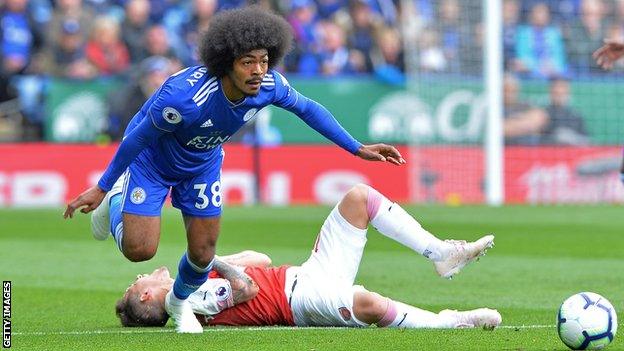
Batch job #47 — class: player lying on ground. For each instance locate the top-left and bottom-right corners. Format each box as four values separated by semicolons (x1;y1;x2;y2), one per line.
116;184;501;330
63;6;403;333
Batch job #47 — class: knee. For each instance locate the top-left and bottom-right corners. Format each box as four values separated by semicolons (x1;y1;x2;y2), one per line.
352;290;387;324
121;232;158;262
122;245;157;262
345;183;370;203
343;184;370;208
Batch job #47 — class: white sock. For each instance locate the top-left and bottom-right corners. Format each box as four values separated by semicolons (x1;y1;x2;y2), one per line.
167;290;186;306
378;300;454;329
369;196;450;261
113;223;124;252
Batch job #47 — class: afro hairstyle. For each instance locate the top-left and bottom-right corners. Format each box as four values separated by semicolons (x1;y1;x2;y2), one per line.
198;6;293;78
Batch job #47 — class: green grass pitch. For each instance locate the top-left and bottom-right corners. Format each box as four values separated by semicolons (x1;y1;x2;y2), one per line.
1;205;623;351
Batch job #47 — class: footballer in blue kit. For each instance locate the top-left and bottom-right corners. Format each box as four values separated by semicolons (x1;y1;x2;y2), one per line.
64;6;404;333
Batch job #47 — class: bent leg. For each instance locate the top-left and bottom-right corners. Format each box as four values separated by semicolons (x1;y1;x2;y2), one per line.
343;184;451;261
118;213;160;262
107;162;169;262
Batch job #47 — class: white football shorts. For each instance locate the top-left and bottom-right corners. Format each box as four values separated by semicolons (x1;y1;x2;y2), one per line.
286;205;369;327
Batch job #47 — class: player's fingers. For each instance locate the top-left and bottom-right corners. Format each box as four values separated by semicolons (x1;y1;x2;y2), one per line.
386;156;401;165
63;205;76;219
384;145;402;158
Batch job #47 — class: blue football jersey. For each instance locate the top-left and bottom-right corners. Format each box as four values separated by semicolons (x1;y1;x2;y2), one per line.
98;66;361;191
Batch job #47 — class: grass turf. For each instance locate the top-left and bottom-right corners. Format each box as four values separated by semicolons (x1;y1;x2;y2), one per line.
0;205;623;350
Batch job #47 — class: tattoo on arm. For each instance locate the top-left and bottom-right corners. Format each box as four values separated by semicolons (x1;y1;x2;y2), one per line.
213;258;257;304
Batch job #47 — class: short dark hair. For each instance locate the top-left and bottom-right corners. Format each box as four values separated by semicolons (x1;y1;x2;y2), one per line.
115;294;169;327
198;6;293;78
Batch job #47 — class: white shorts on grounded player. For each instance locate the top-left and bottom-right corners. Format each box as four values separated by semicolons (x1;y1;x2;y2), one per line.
285;205;369;327
285;266;368;327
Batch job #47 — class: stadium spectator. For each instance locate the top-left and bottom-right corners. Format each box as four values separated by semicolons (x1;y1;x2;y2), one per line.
117;184;500;330
120;0;152;63
542;77;588;145
1;0;45;138
566;0;608;75
39;19;97;79
418;28;447;72
371;26;405;85
0;0;40;76
412;0;435;25
502;0;520;71
85;17;130;75
285;0;320;74
317;20;367;75
520;0;579;25
315;0;347;19
176;0;218;66
436;0;462;73
345;0;382;73
515;2;567;78
64;7;404;334
46;0;95;46
503;73;549;145
364;0;397;26
460;23;483;75
140;24;181;65
107;56;173;140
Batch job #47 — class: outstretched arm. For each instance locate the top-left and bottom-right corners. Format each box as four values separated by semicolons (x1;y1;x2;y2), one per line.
272;72;405;166
63;117;166;218
290;95;405;165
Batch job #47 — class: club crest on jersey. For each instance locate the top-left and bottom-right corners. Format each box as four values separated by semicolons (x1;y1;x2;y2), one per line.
243;108;258;122
162;107;182;124
130;187;146;204
338;307;352;321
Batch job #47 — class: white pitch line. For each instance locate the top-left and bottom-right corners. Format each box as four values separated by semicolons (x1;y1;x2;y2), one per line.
498;325;553;329
14;325;560;336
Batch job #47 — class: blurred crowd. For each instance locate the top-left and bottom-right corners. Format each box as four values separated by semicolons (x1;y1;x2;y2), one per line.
0;0;619;141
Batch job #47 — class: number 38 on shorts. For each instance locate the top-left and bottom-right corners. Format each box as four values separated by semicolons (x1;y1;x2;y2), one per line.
193;181;222;209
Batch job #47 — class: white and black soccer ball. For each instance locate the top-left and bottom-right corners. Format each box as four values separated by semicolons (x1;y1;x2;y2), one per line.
557;292;618;350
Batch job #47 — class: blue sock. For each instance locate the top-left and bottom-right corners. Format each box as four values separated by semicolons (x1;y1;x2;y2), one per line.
173;253;213;300
109;194;124;252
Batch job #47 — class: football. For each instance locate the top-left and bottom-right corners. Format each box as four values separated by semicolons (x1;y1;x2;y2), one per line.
557;292;618;350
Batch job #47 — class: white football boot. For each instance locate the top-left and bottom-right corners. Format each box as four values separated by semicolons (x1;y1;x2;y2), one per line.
434;234;495;279
165;291;204;333
439;308;502;330
90;173;126;240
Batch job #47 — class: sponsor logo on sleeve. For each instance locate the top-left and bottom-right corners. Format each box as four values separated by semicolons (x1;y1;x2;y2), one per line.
215;285;230;302
130;187;146;204
162;107;182;124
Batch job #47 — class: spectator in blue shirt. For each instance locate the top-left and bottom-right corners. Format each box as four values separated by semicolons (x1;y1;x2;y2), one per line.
515;2;568;78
